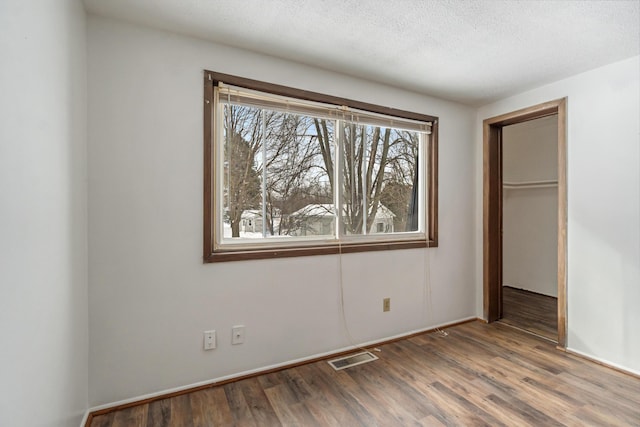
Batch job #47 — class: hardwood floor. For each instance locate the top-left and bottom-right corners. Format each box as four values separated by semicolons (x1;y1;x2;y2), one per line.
89;321;640;427
501;286;558;341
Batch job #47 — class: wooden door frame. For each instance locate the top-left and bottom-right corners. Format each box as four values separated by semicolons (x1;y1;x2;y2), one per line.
483;98;567;347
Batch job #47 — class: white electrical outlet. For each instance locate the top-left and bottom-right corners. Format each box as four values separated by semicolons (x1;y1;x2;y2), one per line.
231;325;245;345
203;330;216;350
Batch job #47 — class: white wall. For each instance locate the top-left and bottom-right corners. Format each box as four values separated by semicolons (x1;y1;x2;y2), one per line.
502;116;558;297
477;56;640;373
87;16;477;406
0;1;88;426
503;116;558;183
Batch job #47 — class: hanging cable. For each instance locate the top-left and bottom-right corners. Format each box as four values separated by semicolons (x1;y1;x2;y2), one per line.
422;133;447;338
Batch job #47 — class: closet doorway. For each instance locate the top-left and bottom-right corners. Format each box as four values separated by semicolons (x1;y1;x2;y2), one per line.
501;115;558;341
483;99;567;347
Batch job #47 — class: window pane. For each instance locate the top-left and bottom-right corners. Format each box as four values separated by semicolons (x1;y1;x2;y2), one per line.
222;102;335;240
222;104;264;239
341;123;421;235
266;116;334;237
378;130;420;233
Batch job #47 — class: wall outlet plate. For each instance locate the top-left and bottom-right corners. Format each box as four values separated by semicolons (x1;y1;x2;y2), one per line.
204;330;216;350
383;298;391;312
232;325;245;345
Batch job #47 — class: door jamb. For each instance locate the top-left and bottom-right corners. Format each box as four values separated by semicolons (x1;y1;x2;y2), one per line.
482;98;567;348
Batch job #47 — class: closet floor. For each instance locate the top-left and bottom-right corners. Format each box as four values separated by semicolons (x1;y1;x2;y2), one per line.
500;286;558;342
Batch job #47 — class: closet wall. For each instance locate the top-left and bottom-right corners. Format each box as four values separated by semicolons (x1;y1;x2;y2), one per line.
502;116;558;297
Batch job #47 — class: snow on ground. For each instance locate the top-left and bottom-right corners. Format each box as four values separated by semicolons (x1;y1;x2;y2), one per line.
223;222;266;238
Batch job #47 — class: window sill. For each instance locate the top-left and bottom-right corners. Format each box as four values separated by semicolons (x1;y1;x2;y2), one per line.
204;238;437;263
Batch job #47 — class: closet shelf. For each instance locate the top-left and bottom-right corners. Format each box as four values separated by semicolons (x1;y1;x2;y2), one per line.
503;180;558;189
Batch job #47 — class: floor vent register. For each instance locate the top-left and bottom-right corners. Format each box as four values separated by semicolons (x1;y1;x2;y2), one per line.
328;351;378;371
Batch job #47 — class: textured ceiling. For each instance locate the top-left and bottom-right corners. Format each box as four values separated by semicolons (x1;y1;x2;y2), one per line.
84;0;640;105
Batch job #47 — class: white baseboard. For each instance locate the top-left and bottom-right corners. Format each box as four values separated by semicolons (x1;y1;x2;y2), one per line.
79;409;89;427
85;316;478;417
565;347;640;378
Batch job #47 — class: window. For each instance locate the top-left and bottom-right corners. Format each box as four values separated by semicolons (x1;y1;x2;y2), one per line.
204;71;438;262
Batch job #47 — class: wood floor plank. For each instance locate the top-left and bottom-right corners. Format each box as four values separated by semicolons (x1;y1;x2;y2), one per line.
486;393;564;426
294;362;370;426
555;372;640;423
299;397;350;427
90;321;640;427
417;414;447;427
432;381;507;427
443;373;535;426
303;397;345;427
479;357;571;414
276;368;314;402
206;387;235;426
146;398;171;427
238;377;281;426
257;371;282;390
111;405;147;427
314;362;386;426
347;361;426;425
89;412;114;427
189;387;232;427
572;404;635;427
376;345;476;425
169;394;193;427
283;402;319;427
410;336;514;389
224;381;257;426
501;286;557;341
263;384;307;426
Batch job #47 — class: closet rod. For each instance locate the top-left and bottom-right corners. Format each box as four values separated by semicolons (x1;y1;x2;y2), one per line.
503;180;558;189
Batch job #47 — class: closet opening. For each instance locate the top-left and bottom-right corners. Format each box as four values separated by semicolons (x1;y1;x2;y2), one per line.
482;98;567;347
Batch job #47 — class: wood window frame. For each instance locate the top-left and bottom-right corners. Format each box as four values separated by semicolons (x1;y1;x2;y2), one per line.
203;71;439;263
482;98;567;347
